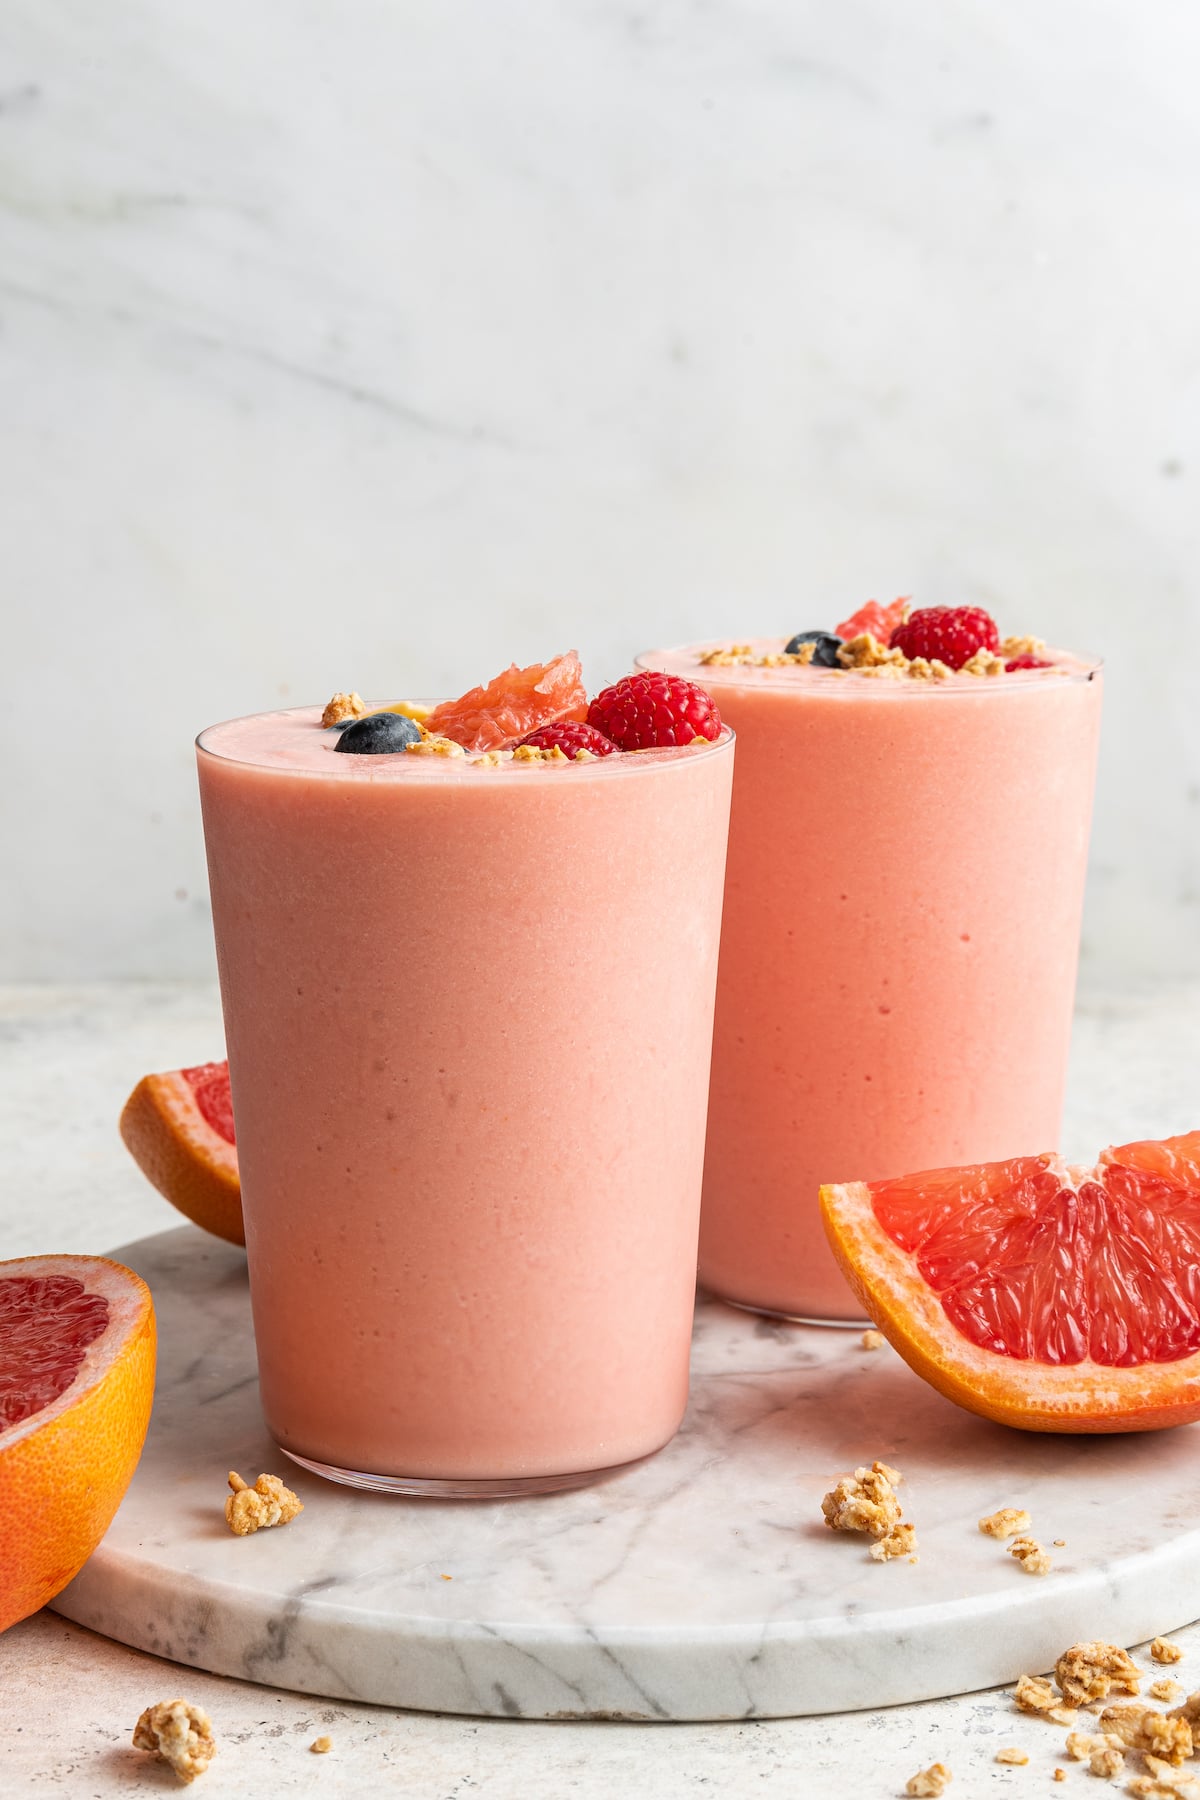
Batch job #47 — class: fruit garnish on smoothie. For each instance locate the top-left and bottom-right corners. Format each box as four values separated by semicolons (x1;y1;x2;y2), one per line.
321;654;725;761
820;1129;1200;1434
699;603;1065;681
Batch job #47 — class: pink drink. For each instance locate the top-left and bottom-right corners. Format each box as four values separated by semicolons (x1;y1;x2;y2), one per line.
196;707;733;1495
637;642;1102;1323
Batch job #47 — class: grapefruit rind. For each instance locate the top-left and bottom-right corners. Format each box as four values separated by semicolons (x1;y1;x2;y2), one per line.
0;1254;156;1632
819;1174;1200;1434
120;1071;244;1247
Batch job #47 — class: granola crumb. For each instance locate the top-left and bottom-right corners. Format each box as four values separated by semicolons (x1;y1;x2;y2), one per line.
905;1763;952;1797
309;1736;332;1754
1052;1773;1065;1785
1089;1740;1124;1778
1133;1759;1200;1798
470;749;515;768
1000;636;1047;660
995;1747;1030;1765
510;742;570;764
1168;1690;1200;1725
870;1522;918;1562
1057;1644;1142;1707
224;1470;303;1537
1009;1535;1052;1576
132;1701;215;1783
837;633;908;672
1096;1702;1153;1748
861;1329;886;1351
979;1508;1033;1540
821;1460;904;1540
960;648;1007;676
1053;1539;1067;1548
1152;1640;1185;1666
321;691;366;729
1141;1714;1193;1765
407;733;467;758
1014;1674;1077;1725
1152;1681;1185;1704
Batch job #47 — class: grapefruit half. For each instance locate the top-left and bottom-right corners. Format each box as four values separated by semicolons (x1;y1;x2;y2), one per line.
424;651;589;751
120;1061;243;1246
0;1255;156;1631
820;1131;1200;1433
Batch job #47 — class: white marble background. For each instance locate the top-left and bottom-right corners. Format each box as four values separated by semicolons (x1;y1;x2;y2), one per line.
2;0;1199;981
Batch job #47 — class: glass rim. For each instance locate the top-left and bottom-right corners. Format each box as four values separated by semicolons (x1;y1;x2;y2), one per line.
635;645;1103;692
195;704;736;779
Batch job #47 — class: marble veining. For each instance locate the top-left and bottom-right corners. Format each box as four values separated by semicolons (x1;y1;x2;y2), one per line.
51;1224;1200;1720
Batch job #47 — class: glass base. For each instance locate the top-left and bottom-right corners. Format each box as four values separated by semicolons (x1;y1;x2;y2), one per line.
281;1445;651;1499
722;1295;872;1330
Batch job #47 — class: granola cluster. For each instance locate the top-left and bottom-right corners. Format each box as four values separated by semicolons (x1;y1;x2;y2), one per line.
224;1470;304;1537
820;1460;917;1562
132;1700;215;1783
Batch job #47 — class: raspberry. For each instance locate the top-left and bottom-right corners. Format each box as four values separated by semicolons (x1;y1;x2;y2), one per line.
835;598;910;643
1005;655;1053;672
889;605;1000;670
517;720;618;758
587;673;723;750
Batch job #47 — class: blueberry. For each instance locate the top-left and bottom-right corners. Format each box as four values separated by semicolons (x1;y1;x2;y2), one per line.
784;630;843;667
334;712;424;755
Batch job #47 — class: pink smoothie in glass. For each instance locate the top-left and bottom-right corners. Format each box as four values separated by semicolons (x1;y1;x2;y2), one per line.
637;638;1102;1323
196;705;733;1494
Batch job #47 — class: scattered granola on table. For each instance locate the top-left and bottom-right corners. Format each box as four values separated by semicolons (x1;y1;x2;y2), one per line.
820;1460;904;1540
1169;1690;1200;1725
224;1470;304;1536
310;1736;333;1754
1056;1642;1142;1706
132;1700;215;1783
1152;1639;1185;1666
1152;1681;1185;1705
861;1329;886;1351
905;1762;952;1797
978;1508;1032;1540
994;1746;1029;1765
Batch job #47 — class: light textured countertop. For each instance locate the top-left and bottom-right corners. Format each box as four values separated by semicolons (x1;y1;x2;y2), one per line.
2;980;1199;1798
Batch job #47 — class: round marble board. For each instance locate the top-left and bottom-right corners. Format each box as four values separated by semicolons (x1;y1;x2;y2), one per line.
51;1226;1200;1721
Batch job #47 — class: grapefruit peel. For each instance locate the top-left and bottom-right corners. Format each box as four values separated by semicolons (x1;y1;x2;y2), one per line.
0;1255;156;1631
120;1062;243;1247
820;1132;1200;1434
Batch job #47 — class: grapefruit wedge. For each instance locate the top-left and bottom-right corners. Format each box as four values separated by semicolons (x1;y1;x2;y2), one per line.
120;1060;242;1246
820;1131;1200;1433
1;1255;156;1630
424;651;589;751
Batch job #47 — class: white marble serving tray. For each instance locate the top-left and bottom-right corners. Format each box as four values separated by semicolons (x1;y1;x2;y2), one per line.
52;1226;1200;1720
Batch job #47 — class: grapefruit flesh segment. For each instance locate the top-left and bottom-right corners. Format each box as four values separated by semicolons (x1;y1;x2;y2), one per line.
120;1061;243;1246
0;1254;156;1631
820;1131;1200;1433
424;651;589;751
834;598;909;643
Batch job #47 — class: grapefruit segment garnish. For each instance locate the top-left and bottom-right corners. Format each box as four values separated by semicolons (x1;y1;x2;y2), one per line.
820;1131;1200;1432
0;1254;156;1631
834;598;909;644
424;651;588;751
120;1060;243;1246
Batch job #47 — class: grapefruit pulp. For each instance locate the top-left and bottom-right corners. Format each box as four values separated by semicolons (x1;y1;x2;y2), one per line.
424;651;588;751
834;598;909;643
820;1131;1200;1432
120;1061;242;1246
0;1255;156;1631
